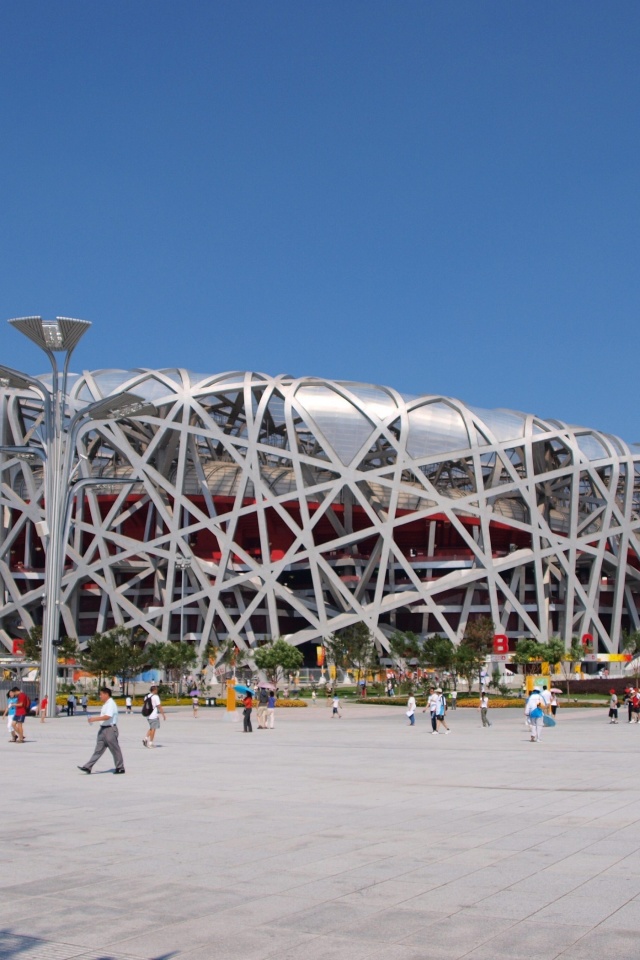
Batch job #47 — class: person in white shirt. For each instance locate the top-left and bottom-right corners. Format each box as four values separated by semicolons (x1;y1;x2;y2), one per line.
331;694;342;718
479;693;491;727
143;685;167;747
125;695;132;714
423;686;439;734
525;688;545;742
406;694;416;726
77;686;125;774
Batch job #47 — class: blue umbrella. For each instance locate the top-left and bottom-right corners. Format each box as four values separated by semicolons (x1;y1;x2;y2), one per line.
233;684;254;695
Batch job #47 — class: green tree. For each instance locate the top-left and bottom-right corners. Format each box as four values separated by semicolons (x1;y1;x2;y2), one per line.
541;637;565;676
148;641;197;695
253;637;304;690
325;623;378;691
215;639;249;679
388;630;421;671
22;626;78;664
77;631;121;687
559;638;585;698
454;643;486;691
461;617;495;690
421;634;459;691
108;626;148;695
512;638;545;677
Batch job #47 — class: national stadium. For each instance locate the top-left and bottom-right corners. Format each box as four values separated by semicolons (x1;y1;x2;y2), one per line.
1;367;639;663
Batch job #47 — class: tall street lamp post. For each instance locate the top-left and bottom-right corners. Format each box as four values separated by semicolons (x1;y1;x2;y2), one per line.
176;555;192;697
0;316;156;716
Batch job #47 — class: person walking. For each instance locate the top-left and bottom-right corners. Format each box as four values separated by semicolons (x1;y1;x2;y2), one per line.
450;688;457;710
66;693;76;716
257;688;269;729
331;693;342;718
424;686;439;734
435;689;450;733
77;686;125;774
8;687;30;742
242;691;253;732
526;687;545;742
608;690;619;723
125;695;132;714
80;695;88;713
3;691;17;739
39;696;48;724
480;692;491;727
190;690;199;718
267;692;276;728
142;684;167;748
549;692;558;717
406;693;416;726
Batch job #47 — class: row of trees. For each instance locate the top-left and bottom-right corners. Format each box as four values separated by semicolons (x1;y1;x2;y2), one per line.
24;625;199;695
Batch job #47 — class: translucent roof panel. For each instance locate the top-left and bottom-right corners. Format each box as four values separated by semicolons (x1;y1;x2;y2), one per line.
576;434;608;462
295;385;374;465
468;406;527;442
406;402;470;459
338;383;399;421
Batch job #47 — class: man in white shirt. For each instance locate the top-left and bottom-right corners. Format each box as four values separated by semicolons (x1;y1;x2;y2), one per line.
143;685;166;748
423;686;439;734
77;686;125;774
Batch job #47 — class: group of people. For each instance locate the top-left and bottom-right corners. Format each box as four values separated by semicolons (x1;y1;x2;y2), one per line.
77;683;168;774
241;688;277;731
405;686;451;733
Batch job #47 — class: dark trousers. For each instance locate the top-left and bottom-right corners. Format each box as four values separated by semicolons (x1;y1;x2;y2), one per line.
85;725;124;771
430;711;437;732
243;708;253;732
67;703;74;716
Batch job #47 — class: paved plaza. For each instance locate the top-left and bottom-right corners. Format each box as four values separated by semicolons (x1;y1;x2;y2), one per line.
2;702;640;960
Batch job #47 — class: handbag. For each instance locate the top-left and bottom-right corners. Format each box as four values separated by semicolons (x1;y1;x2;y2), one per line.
530;706;543;719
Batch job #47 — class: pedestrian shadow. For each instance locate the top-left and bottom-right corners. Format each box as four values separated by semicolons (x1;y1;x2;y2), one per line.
0;929;179;959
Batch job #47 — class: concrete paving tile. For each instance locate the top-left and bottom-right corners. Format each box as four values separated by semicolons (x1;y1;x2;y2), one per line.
330;905;450;943
275;900;379;935
531;894;624;925
597;898;640;928
178;924;316;960
462;890;563;921
463;921;591;959
555;928;639;960
262;933;409;960
400;913;515;950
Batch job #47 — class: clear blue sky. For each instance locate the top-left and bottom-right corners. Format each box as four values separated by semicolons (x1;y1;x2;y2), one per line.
1;2;639;440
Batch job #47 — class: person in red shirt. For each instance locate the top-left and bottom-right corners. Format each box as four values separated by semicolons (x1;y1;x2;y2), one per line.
242;692;253;733
9;687;30;742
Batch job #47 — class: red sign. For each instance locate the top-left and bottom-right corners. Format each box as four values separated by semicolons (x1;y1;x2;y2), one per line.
12;639;25;656
581;633;594;647
493;634;509;654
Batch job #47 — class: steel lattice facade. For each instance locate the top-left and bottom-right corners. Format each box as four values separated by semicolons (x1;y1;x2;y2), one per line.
1;368;640;660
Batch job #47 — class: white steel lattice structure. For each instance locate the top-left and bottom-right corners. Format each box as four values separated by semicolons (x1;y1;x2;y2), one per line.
1;368;640;660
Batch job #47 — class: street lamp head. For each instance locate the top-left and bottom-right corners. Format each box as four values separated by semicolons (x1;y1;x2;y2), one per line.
8;316;91;354
0;445;45;464
0;364;44;393
85;392;157;421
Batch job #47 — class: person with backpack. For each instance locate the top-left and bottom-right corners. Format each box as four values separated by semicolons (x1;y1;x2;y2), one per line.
435;688;450;733
77;686;125;774
142;684;166;748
